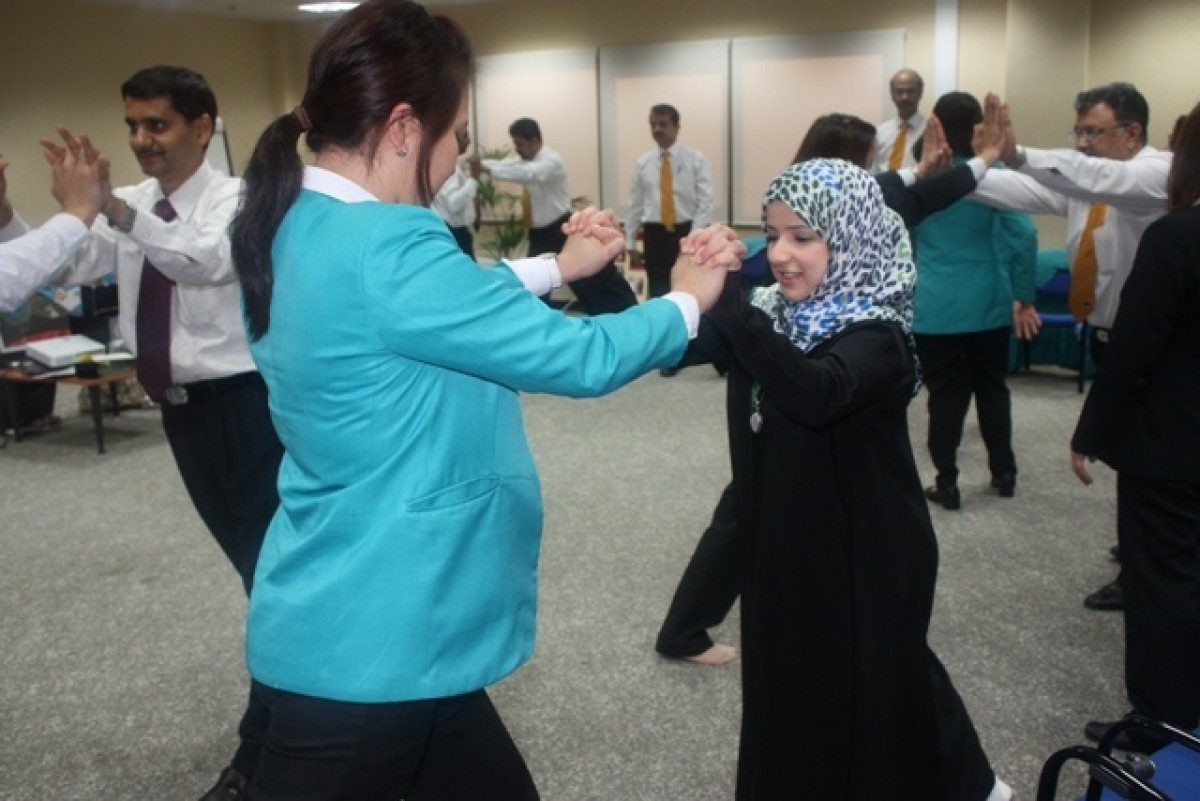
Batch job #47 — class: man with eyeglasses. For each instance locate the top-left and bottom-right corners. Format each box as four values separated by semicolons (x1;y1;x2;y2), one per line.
973;81;1171;750
976;83;1169;365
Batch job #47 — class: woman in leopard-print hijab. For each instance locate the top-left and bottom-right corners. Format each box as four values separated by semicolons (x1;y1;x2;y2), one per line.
751;158;918;366
688;158;1011;801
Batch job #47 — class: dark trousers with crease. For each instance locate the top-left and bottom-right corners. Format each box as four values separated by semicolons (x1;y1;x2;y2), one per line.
1117;474;1200;731
914;327;1016;487
448;225;474;260
530;213;638;315
642;221;693;299
245;684;539;801
160;372;283;779
657;481;740;658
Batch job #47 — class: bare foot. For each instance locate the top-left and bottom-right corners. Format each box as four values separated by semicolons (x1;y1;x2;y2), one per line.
684;643;739;666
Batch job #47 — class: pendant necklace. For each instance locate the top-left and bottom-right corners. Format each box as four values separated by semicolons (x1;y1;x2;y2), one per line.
749;382;763;433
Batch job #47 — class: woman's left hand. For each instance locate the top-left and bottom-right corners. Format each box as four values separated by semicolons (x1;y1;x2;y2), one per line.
1071;450;1095;486
679;224;747;272
1012;301;1041;340
557;207;626;282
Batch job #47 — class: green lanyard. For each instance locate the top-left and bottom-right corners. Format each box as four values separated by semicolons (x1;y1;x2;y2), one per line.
749;382;763;433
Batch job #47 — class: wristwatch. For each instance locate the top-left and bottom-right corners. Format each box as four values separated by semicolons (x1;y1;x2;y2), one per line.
107;200;137;234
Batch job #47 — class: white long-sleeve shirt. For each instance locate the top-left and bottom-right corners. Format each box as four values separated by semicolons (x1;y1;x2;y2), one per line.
66;161;256;383
872;112;928;174
482;146;571;229
0;211;89;313
625;143;714;248
972;145;1170;329
432;165;478;229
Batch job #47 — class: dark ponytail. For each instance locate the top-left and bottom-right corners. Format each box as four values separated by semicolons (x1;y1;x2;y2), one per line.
231;111;305;340
231;0;473;341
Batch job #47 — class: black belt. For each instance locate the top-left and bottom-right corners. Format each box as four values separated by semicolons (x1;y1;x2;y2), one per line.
162;371;263;405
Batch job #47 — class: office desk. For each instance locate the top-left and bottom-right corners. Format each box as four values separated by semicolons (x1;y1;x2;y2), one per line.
1;367;138;454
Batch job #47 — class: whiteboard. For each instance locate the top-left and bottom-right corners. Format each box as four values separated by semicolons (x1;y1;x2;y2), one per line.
206;116;233;176
729;30;904;223
474;49;600;207
597;40;729;223
469;30;906;227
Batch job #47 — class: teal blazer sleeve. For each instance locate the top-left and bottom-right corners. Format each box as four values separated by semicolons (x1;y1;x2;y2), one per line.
362;208;688;395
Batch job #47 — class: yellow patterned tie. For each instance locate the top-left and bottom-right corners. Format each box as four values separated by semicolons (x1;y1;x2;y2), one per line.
1069;202;1107;321
887;121;908;171
660;151;676;231
521;186;533;231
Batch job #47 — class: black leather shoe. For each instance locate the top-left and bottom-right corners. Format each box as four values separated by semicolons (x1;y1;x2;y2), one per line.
199;767;247;801
924;485;961;510
990;472;1016;498
1084;717;1173;753
1084;578;1124;611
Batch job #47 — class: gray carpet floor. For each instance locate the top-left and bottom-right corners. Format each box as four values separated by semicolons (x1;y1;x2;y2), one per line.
1;364;1127;799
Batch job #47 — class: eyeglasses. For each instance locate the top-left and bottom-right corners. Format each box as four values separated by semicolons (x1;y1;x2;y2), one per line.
1068;125;1127;142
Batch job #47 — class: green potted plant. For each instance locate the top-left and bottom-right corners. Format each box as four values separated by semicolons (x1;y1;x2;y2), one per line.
475;146;527;262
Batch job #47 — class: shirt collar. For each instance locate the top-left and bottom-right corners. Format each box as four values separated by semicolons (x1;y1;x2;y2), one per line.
302;165;380;203
160;160;215;220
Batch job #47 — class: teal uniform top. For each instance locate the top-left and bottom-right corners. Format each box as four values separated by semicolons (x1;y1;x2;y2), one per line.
247;177;687;703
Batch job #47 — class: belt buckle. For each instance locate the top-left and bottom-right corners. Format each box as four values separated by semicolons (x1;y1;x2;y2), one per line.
163;385;189;405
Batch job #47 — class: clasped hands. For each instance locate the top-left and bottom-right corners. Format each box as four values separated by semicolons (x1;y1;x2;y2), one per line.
917;91;1017;178
37;127;112;227
972;92;1019;167
559;208;744;312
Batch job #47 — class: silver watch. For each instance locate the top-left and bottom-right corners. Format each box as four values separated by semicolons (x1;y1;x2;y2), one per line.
108;201;137;234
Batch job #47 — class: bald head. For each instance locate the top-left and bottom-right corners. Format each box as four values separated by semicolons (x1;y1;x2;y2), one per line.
889;69;924;121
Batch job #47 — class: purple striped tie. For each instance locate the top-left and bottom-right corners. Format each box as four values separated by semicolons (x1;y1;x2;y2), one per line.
136;198;178;402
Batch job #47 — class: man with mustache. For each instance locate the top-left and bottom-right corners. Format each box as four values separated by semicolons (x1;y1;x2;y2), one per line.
40;65;282;800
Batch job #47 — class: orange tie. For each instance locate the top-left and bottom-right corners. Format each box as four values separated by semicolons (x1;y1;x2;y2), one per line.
1069;202;1108;321
887;120;908;171
521;186;533;231
660;151;676;231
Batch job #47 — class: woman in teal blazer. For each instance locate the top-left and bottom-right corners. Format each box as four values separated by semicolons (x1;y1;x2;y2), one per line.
912;92;1039;511
225;3;739;799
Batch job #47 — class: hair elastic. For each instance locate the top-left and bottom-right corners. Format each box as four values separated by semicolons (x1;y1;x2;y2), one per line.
292;105;313;132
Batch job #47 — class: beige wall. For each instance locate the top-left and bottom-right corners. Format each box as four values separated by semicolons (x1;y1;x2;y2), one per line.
0;0;318;222
1090;0;1200;148
451;0;935;59
2;0;1199;234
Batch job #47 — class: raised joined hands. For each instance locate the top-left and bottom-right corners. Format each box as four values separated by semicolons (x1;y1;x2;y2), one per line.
672;225;746;312
556;206;627;282
974;93;1017;167
39;127;111;226
915;115;951;178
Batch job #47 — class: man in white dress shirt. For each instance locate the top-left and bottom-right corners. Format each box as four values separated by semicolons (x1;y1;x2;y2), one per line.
0;144;107;313
625;103;714;301
973;83;1171;747
474;117;637;314
873;68;927;174
432;127;478;258
38;65;284;801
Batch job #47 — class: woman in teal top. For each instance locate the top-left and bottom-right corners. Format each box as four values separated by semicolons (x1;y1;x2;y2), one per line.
226;2;739;798
912;92;1040;511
